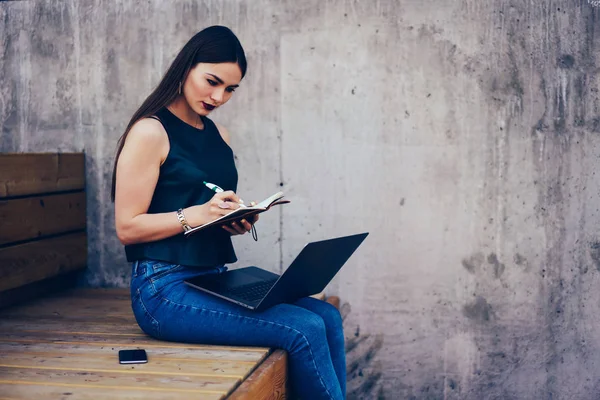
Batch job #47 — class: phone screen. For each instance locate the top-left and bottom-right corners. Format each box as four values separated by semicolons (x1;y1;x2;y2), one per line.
118;349;148;364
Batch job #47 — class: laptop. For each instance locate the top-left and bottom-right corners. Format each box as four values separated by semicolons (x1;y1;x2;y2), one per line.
184;233;368;311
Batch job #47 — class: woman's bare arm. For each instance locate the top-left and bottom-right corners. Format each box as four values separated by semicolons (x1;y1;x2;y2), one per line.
114;118;185;245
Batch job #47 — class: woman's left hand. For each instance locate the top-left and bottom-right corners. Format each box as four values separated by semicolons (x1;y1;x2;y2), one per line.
222;214;259;236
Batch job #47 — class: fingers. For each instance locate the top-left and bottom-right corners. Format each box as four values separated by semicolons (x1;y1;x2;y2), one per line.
213;191;245;211
217;201;244;213
216;190;241;204
210;191;242;214
233;222;247;234
224;221;245;235
222;225;238;235
238;219;253;231
222;219;252;235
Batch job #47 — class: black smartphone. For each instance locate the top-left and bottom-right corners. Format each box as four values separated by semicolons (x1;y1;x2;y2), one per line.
118;349;148;364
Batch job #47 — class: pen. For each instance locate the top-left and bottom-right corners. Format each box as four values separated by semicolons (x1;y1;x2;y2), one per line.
203;181;247;208
203;181;224;193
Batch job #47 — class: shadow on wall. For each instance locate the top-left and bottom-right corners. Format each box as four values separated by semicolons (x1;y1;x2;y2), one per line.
341;301;386;400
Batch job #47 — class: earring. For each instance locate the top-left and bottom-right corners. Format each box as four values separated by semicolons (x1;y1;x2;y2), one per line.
178;81;182;95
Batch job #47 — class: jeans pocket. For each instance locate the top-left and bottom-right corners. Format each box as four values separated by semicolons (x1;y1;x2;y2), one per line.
148;261;183;283
132;288;160;338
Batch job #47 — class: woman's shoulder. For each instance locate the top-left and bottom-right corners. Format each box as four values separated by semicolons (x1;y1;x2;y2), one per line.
211;120;231;146
128;117;168;142
124;117;170;162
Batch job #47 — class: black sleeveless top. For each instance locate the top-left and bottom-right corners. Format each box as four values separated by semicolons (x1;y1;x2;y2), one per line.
125;107;238;267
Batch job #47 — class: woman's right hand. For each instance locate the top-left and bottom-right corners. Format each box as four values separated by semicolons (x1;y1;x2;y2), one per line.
185;190;243;226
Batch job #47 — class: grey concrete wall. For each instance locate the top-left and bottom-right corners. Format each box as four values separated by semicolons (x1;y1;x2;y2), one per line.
1;0;599;398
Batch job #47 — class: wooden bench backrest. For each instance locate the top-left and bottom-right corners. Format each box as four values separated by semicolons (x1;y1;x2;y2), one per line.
0;153;87;308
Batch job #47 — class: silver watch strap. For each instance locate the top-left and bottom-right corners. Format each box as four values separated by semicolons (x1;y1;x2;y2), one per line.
176;208;192;232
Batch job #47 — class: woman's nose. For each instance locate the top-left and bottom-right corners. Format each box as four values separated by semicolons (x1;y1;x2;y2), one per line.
211;89;224;103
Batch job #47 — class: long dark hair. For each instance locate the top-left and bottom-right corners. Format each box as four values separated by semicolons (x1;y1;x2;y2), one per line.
111;25;247;201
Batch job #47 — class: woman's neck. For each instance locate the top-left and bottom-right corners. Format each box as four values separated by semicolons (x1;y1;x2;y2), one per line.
167;96;204;129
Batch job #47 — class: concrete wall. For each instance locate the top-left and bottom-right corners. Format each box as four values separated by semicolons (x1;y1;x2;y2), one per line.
1;0;599;398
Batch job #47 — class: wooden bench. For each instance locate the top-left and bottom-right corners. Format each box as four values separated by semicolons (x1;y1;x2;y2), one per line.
0;153;292;399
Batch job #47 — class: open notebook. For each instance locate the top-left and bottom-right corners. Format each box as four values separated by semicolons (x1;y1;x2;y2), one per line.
184;192;290;236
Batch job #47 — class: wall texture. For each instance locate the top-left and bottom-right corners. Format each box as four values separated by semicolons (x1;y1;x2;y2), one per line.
1;0;599;398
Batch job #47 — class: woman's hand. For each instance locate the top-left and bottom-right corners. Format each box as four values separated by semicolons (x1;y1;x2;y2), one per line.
184;191;244;227
222;214;259;236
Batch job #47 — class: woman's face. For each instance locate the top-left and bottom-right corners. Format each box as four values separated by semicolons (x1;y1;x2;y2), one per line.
183;62;243;115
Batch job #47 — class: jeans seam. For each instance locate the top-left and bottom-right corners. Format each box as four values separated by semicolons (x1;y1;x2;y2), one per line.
135;288;160;337
149;265;183;283
158;294;336;400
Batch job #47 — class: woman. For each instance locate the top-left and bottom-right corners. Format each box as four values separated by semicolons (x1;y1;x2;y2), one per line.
112;26;346;400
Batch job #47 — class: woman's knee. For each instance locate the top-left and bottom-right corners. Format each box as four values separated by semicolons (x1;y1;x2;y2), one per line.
318;301;343;329
296;297;343;330
287;312;328;352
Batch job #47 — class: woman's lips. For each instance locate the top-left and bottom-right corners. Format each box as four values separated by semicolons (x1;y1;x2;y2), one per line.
202;102;215;111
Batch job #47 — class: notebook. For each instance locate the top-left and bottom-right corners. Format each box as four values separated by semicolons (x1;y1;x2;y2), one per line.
184;192;289;236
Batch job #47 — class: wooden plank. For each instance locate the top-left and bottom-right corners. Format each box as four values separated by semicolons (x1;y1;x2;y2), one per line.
0;299;134;317
228;350;288;400
0;271;79;310
0;313;136;325
0;353;256;379
0;349;259;367
0;320;142;334
0;366;238;394
0;191;86;246
0;343;269;362
0;153;85;198
3;291;132;309
0;332;269;353
0;232;87;294
0;384;223;400
57;287;131;299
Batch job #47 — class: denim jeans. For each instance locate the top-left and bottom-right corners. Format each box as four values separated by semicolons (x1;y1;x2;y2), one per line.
130;259;346;400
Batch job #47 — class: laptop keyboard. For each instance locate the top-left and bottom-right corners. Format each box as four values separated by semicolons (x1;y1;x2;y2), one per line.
226;279;278;302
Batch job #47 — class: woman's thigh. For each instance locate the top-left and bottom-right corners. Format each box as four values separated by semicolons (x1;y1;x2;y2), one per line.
132;261;326;347
155;279;329;348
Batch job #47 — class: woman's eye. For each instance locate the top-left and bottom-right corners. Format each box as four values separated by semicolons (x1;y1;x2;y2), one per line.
207;79;218;86
226;87;236;93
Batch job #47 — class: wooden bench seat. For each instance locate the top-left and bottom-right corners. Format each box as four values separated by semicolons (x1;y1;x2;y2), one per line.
0;287;286;399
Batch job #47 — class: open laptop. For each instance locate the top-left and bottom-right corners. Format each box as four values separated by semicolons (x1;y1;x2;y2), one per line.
184;233;368;311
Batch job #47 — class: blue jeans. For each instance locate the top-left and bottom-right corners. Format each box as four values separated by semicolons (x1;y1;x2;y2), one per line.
130;259;346;400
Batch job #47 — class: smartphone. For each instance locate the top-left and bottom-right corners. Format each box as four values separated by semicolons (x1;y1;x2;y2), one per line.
118;349;148;364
